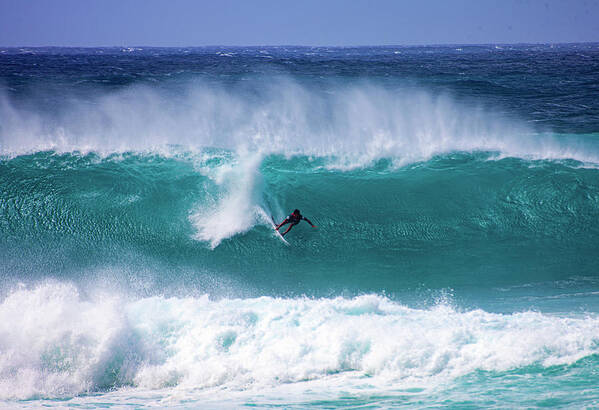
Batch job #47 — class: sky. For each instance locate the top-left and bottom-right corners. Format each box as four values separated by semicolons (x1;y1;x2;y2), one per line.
1;0;598;47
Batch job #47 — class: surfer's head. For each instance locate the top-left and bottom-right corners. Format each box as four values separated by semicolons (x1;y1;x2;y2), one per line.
293;209;300;215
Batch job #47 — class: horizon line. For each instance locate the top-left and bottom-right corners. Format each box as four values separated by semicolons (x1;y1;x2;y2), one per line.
2;41;599;49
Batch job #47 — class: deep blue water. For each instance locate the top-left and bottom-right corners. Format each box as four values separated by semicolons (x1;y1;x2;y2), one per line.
1;45;599;407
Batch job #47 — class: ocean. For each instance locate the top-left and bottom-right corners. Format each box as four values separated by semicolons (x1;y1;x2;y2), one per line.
1;44;599;407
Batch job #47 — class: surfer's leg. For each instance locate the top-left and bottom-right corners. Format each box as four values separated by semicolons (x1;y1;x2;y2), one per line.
281;225;293;236
281;222;297;236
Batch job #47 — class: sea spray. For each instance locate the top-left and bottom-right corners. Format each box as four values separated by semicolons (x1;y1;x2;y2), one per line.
190;149;267;248
3;79;598;164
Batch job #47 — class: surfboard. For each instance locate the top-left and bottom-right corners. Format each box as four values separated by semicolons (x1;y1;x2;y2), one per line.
271;216;290;245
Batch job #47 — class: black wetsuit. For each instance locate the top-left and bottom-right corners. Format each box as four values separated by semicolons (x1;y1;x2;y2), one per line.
287;213;303;225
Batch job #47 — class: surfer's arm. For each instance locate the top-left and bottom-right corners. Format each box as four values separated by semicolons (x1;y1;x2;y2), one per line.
302;217;316;227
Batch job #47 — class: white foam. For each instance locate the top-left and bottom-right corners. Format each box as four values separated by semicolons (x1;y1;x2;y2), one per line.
1;283;598;401
0;283;131;399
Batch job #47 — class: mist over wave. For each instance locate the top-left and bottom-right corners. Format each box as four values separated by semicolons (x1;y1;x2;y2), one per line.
2;78;597;165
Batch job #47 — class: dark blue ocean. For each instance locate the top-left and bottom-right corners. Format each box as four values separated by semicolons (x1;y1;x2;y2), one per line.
1;44;599;407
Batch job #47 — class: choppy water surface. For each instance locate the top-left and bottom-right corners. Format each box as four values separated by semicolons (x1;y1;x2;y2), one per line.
1;44;599;407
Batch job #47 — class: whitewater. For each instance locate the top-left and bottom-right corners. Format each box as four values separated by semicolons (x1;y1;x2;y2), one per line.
1;45;599;407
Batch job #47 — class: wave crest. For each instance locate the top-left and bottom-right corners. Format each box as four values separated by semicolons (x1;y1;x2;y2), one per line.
2;78;597;164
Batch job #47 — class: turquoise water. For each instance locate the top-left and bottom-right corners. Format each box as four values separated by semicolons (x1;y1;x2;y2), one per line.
1;45;599;407
2;151;599;311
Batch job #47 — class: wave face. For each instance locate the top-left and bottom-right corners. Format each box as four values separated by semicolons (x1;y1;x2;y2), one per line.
2;151;599;306
1;45;599;407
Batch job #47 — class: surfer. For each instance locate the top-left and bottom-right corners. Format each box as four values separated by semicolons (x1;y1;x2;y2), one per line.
275;209;316;237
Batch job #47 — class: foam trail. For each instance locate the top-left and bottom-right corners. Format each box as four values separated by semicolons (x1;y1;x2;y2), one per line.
1;80;598;165
189;150;266;247
1;283;598;400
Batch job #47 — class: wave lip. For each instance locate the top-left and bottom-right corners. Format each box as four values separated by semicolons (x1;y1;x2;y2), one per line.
1;283;598;401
